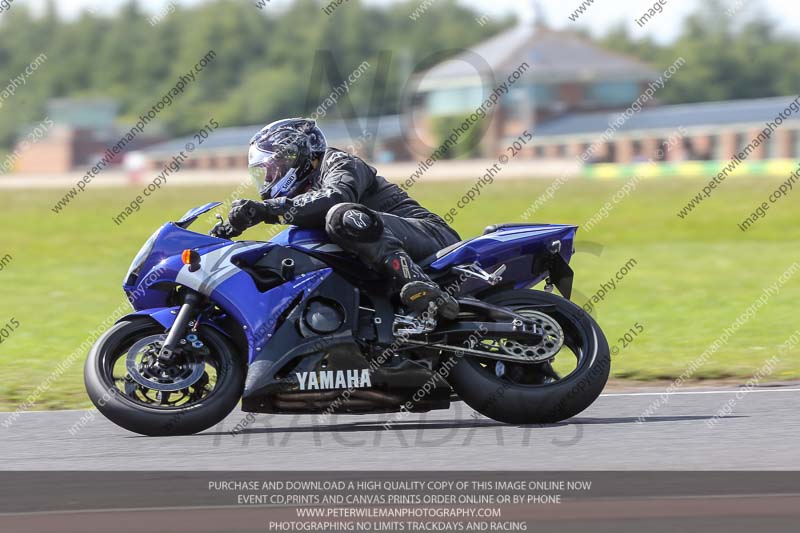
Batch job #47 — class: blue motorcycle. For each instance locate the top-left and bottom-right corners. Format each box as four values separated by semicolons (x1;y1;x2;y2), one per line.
84;202;610;436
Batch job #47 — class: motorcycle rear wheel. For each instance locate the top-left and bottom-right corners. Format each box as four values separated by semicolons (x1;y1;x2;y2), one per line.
447;289;610;424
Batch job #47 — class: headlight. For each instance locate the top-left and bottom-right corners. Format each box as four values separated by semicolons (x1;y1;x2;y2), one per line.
124;231;158;286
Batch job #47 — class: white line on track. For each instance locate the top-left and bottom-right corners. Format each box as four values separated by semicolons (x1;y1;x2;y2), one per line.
1;388;799;416
602;388;800;397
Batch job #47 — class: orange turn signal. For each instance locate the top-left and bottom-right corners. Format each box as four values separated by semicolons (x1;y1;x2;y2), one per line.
182;249;201;272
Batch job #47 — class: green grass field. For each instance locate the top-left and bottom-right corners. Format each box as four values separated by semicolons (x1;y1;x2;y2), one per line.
1;175;799;410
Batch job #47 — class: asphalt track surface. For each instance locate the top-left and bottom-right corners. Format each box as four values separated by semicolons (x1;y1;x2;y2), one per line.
2;384;799;471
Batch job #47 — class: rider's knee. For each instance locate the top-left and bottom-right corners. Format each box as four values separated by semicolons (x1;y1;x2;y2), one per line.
325;203;384;243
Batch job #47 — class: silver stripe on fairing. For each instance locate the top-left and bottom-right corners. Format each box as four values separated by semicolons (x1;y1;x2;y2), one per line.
175;242;266;296
308;243;344;253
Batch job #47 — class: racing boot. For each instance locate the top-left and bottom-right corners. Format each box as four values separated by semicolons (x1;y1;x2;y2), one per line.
382;252;459;320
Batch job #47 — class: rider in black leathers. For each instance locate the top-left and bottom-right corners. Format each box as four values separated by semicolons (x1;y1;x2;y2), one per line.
212;118;461;319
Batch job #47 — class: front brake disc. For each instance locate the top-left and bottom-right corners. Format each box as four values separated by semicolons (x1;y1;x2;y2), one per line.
125;335;205;392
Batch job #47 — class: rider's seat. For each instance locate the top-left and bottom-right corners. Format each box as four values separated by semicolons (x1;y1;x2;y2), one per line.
418;223;516;268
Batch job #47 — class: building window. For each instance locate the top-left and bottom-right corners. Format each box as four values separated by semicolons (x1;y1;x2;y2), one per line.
505;84;555;117
585;81;640;107
427;86;485;116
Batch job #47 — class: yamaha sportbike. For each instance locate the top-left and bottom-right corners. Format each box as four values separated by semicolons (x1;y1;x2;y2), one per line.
84;203;610;436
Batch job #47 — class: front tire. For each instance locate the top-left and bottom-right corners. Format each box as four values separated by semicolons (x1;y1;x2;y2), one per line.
447;289;610;424
84;318;245;436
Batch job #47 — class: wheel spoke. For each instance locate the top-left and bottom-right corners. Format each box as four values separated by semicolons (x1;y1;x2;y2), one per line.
541;362;560;381
124;380;138;397
157;391;171;405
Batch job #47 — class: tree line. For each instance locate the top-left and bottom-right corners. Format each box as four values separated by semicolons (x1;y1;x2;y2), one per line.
0;0;796;152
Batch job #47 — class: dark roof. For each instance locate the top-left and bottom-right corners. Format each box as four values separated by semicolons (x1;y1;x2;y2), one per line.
418;25;657;89
533;96;800;138
142;115;405;157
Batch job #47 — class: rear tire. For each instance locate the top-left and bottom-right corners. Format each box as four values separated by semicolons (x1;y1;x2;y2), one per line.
84;318;245;436
447;289;610;424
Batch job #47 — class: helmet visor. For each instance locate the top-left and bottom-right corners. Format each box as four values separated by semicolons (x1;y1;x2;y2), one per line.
248;144;295;194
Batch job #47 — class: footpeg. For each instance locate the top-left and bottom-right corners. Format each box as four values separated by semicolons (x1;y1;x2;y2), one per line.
453;263;506;285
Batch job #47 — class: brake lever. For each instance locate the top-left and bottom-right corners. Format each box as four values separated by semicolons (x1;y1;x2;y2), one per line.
210;213;225;236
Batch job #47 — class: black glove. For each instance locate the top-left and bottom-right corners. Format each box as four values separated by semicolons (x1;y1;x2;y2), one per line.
229;199;268;231
210;221;242;240
263;197;288;221
230;198;288;229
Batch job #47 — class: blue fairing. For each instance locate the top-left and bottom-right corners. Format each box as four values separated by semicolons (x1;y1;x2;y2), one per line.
271;226;336;248
212;268;332;363
176;202;223;226
123;222;234;309
271;225;577;274
429;224;577;271
120;203;580;372
128;269;331;363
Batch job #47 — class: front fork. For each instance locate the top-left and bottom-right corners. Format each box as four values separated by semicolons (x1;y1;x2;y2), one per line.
158;291;203;364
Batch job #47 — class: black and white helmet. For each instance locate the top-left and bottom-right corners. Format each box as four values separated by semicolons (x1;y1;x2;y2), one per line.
248;118;327;199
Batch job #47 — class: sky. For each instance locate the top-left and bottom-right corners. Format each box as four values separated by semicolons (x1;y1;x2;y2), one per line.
18;0;799;44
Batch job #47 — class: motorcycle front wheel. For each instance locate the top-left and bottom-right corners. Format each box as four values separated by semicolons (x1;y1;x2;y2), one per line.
84;318;245;436
447;289;610;424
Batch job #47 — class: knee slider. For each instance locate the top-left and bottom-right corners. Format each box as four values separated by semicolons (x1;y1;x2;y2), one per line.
325;203;384;242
